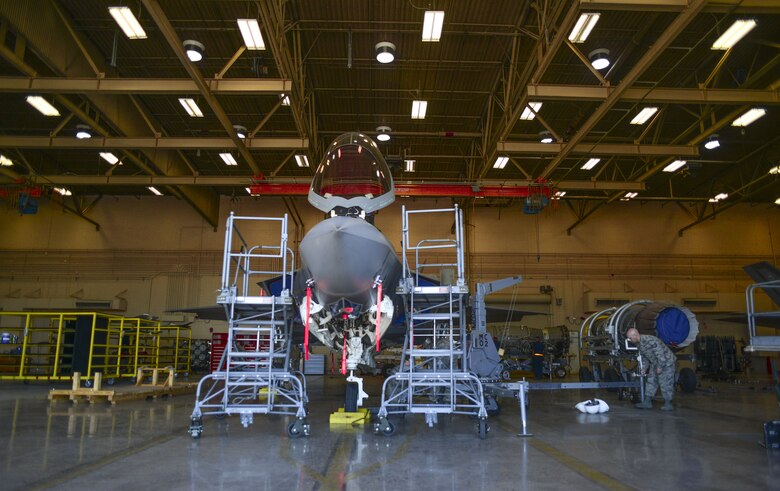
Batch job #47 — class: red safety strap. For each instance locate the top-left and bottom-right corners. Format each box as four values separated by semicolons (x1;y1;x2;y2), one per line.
375;282;382;352
341;337;347;375
304;287;311;361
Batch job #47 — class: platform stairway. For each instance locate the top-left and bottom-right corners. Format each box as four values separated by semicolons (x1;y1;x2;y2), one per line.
189;213;309;439
374;205;488;438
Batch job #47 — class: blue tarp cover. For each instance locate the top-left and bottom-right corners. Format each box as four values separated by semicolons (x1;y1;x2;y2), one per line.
656;307;690;346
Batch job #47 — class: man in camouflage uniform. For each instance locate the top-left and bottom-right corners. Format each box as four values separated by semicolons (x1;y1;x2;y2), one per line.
626;327;676;411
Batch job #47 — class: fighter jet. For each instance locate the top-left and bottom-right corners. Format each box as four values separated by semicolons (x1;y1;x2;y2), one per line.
291;132;401;406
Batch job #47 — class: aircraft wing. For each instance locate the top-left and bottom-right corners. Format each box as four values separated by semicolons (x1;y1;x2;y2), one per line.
717;313;780;329
483;305;547;323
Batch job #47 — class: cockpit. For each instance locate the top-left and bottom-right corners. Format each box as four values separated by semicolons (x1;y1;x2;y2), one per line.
308;132;395;215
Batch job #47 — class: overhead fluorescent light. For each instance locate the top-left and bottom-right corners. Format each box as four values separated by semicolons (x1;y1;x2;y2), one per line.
295;154;309;167
280;93;290;106
147;186;163;196
246;187;253;195
581;158;601;170
520;102;542;121
630;107;658;125
178;98;204;117
569;13;600;43
422;11;444;42
711;19;757;50
731;108;766;127
411;100;428;119
624;192;638;199
405;159;415;172
663;160;686;173
54;187;72;196
26;96;60;116
0;154;13;166
709;192;728;203
493;156;509;169
220;153;237;166
237;19;266;50
108;6;147;40
553;191;566;199
100;152;120;165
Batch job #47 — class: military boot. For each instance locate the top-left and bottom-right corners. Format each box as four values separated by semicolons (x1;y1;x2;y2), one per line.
634;398;653;409
661;400;674;411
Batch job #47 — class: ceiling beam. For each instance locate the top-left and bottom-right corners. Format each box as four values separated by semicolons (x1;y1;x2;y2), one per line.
6;175;644;192
0;76;292;94
0;136;309;150
579;0;780;13
526;84;780;104
497;142;699;157
0;1;221;228
538;0;707;179
141;0;261;176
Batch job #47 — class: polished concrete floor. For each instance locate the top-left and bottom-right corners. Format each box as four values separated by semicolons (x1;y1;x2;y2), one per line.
1;375;779;491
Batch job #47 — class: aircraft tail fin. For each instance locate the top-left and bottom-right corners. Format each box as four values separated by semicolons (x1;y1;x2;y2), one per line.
744;261;780;307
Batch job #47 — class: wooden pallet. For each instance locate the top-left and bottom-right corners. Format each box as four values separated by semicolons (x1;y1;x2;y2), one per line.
49;371;197;405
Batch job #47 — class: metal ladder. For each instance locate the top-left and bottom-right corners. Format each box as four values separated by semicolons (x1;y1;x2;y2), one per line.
374;205;488;438
189;213;309;438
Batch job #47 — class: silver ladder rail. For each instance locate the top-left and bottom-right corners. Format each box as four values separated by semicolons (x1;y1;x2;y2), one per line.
745;279;780;352
375;205;489;439
190;212;309;439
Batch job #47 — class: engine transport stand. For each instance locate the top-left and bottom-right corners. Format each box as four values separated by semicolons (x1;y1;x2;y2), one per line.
483;377;643;438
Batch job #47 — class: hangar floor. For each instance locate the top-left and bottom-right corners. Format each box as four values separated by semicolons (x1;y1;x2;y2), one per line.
1;375;778;490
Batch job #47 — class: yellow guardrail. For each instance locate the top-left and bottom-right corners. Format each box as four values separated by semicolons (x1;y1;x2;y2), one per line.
0;312;190;381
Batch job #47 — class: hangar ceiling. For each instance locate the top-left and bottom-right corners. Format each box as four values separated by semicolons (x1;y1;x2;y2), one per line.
0;0;778;230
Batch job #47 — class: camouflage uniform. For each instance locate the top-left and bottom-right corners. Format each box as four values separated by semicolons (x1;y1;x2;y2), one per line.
638;334;676;402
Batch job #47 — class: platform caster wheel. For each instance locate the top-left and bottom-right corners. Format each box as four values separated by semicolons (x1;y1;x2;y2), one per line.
287;419;310;438
374;418;395;436
477;418;489;440
189;417;203;439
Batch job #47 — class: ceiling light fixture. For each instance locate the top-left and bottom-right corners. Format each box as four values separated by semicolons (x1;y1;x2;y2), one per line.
422;11;444;42
411;100;428;119
179;98;203;117
775;198;780;205
75;124;92;139
769;166;780;175
405;159;416;172
588;48;610;70
54;187;72;196
630;107;658;125
108;6;147;39
520;102;542;121
220;152;238;166
280;93;290;106
663;160;687;173
704;134;720;150
295;154;310;167
100;152;120;165
554;191;566;198
624;192;638;199
569;13;600;43
731;108;766;127
581;158;601;170
26;95;60;116
539;131;554;144
237;18;265;50
0;154;14;167
711;19;757;50
709;192;728;203
376;125;391;142
233;125;247;139
147;186;163;196
493;156;509;169
375;42;396;64
183;40;205;62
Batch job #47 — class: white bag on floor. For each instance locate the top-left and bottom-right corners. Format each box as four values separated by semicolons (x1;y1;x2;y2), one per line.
575;398;609;414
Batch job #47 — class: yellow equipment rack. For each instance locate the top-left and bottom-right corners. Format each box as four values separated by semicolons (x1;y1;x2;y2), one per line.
0;312;191;382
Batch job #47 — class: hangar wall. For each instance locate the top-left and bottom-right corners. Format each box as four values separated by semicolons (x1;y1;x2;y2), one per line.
0;196;777;343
